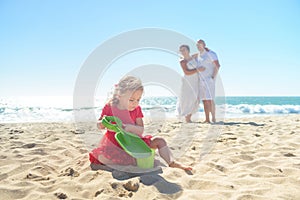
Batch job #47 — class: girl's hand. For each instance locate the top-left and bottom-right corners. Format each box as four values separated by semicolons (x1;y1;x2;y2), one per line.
124;124;143;137
97;120;105;130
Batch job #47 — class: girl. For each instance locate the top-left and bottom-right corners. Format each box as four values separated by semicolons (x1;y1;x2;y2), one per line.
89;75;192;171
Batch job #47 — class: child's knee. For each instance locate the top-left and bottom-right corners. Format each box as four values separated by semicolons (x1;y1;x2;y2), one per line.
153;137;167;147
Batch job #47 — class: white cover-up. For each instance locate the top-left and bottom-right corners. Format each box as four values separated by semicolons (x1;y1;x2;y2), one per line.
197;51;218;100
177;58;200;116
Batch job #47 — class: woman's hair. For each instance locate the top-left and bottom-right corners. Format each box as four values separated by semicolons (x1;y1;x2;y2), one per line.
197;39;210;52
179;44;190;52
109;75;144;105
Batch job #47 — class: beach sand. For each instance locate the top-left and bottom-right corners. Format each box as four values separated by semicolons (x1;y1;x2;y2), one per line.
0;115;299;200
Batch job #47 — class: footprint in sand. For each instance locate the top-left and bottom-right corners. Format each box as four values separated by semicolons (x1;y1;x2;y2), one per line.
54;192;67;199
26;173;50;181
22;143;36;148
239;154;254;161
94;189;104;197
109;181;138;198
283;153;296;157
58;167;80;177
123;180;139;192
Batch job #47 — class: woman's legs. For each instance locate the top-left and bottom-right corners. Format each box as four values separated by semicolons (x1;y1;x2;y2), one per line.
211;100;216;123
202;100;212;123
185;114;192;123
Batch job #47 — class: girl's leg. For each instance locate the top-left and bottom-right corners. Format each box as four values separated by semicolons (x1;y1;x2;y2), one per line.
150;137;192;171
149;137;171;164
98;154;115;165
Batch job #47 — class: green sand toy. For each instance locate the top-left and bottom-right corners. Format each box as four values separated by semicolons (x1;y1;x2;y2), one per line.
101;116;154;168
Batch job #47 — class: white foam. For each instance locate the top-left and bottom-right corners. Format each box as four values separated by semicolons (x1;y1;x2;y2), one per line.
0;96;299;123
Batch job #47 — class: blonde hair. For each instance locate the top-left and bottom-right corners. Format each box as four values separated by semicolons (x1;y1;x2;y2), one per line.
109;75;144;105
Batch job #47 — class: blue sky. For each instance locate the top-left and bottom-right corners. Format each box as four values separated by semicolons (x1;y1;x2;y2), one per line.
0;0;300;97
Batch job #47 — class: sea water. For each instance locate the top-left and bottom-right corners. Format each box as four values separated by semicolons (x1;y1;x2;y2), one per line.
0;96;299;123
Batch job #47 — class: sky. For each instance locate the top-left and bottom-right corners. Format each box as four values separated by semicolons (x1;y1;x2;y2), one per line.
0;0;300;97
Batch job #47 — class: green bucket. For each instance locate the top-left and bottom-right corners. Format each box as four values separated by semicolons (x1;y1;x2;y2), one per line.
136;149;155;169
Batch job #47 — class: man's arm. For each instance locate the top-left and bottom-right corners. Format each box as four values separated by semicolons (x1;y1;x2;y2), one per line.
212;60;220;79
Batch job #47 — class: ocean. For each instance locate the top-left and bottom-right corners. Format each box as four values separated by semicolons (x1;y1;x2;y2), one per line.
0;96;299;123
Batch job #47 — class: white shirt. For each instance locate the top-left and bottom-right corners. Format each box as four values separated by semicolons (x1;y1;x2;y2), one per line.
197;50;218;79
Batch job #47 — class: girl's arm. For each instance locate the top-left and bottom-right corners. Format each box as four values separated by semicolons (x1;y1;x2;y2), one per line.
97;104;111;130
97;118;106;130
124;117;144;137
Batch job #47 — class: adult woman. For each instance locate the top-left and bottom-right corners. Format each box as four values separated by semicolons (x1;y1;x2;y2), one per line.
195;39;220;123
177;45;205;122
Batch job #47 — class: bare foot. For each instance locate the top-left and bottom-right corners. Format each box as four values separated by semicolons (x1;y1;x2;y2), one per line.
185;115;192;123
203;120;211;124
169;161;193;171
212;117;216;123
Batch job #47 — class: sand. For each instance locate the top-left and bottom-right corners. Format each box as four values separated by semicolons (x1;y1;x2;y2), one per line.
0;115;299;200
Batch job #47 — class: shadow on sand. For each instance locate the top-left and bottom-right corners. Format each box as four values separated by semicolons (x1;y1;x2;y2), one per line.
223;121;265;126
90;163;183;195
